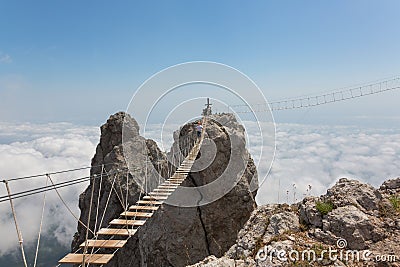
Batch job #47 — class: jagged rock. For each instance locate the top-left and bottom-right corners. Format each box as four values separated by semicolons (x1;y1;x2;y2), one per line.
189;178;400;267
71;112;258;267
265;211;300;236
326;178;382;215
310;228;338;245
225;205;275;260
323;205;386;250
189;255;255;267
223;204;299;261
71;112;157;252
299;196;323;227
380;178;400;191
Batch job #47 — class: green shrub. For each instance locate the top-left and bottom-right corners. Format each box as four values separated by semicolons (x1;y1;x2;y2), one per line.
315;201;333;215
389;195;400;213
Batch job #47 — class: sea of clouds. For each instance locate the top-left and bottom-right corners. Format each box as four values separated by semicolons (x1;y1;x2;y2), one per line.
0;120;399;261
0;123;99;258
248;123;400;204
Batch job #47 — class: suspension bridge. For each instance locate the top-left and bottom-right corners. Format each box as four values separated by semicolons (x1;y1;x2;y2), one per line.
0;76;399;266
55;119;206;265
230;76;400;112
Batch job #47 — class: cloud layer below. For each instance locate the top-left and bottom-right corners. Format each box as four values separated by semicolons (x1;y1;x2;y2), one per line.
250;123;400;204
0;122;99;257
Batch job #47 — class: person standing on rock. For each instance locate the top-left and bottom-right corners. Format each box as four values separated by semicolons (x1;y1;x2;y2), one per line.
195;121;203;138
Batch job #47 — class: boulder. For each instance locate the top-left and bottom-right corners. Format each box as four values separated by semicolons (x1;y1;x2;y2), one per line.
326;178;382;215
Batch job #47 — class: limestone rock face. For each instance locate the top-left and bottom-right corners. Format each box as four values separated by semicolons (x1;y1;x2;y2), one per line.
112;114;258;267
71;112;164;252
190;255;254;267
323;205;385;250
189;177;400;267
326;178;382;215
71;112;258;267
299;196;323;227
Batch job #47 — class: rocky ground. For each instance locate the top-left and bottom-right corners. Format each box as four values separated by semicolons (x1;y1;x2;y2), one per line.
189;178;400;267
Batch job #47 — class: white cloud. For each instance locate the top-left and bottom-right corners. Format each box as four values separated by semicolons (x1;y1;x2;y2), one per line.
0;122;99;257
252;123;400;204
0;52;12;63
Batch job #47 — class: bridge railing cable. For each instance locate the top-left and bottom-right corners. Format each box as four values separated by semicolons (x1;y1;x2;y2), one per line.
230;77;400;112
4;162;120;183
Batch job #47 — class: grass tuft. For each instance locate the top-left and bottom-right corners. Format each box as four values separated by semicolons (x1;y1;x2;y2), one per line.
315;201;333;215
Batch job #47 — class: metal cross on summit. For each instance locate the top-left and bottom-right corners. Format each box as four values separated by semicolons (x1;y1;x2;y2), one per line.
202;98;212;116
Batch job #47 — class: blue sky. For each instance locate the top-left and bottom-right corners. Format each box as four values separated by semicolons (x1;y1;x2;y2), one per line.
0;1;399;125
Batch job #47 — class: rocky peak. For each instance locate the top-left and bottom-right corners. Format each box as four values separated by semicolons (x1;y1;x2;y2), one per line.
71;112;258;267
71;112;164;253
98;111;139;157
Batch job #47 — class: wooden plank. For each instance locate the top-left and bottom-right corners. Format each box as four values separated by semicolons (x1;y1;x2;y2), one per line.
110;219;146;226
143;196;168;200
158;185;178;188
59;253;114;264
137;200;163;205
153;188;174;192
162;183;180;186
141;195;158;200
158;186;178;190
164;181;180;184
79;239;127;248
171;176;185;179
120;211;153;217
149;192;171;196
129;205;159;211
97;228;137;236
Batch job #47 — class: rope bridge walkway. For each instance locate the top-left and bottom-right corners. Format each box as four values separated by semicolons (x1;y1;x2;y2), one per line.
56;117;207;266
